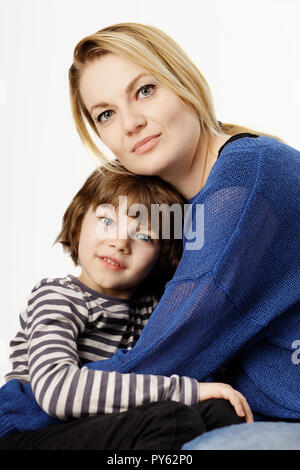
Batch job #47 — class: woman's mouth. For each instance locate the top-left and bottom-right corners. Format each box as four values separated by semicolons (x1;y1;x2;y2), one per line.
132;134;161;154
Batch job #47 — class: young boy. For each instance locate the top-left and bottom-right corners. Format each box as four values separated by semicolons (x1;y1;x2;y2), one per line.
0;163;252;450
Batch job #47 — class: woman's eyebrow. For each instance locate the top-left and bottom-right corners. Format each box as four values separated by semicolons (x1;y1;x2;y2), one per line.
90;72;150;114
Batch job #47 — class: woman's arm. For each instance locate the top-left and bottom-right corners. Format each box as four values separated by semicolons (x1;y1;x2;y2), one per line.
84;138;300;382
25;286;199;420
86;273;264;377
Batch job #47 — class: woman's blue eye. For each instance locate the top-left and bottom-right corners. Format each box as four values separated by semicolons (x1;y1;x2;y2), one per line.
96;110;114;123
137;84;156;99
95;85;155;123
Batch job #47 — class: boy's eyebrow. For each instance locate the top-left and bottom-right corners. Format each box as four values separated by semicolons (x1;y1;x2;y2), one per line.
90;73;150;114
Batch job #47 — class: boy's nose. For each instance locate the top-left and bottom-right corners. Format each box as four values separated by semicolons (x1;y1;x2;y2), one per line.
109;236;131;254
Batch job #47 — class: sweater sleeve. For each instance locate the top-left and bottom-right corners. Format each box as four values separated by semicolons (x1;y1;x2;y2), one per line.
83;142;300;380
86;273;265;378
25;285;199;420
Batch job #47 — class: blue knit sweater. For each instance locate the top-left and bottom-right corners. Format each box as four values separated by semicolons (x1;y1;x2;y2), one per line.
0;135;299;439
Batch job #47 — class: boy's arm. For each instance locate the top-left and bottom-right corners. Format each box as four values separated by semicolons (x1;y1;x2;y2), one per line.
25;285;199;420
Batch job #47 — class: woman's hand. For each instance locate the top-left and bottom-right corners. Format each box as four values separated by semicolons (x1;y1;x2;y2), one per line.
198;382;253;423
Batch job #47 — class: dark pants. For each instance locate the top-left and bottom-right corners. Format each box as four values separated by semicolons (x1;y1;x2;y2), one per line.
0;399;244;450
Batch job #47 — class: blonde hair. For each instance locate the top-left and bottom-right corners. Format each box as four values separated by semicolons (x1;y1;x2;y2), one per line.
69;22;282;168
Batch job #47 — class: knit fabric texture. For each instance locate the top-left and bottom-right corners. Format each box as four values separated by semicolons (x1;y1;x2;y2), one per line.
87;135;300;418
0;135;299;439
4;275;198;421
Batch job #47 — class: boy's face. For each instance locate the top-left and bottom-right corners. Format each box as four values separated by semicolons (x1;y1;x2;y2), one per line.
77;204;160;299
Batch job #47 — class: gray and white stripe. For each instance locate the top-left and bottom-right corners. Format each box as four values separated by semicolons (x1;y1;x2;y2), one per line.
5;276;199;420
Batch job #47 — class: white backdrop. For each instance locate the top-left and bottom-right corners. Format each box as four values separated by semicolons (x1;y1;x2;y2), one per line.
0;0;299;383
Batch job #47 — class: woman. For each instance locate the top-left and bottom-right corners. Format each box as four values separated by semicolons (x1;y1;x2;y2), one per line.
69;22;300;448
1;22;299;450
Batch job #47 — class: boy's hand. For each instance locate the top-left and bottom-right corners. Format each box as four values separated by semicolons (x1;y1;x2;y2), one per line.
198;382;253;423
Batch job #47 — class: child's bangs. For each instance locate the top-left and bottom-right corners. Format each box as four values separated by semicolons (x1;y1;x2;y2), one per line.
91;174;157;223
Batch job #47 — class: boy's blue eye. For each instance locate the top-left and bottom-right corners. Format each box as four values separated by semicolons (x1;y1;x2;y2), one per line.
136;233;151;242
100;217;114;226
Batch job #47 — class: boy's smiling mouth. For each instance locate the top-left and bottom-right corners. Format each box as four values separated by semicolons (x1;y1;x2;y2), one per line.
97;255;126;271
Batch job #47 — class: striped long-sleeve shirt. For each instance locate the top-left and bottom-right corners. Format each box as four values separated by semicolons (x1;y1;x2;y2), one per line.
5;275;199;420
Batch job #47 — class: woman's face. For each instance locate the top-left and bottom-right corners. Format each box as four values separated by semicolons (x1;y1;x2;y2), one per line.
79;54;201;179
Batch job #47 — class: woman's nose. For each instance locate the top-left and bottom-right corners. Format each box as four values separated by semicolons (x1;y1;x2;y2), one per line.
121;108;147;135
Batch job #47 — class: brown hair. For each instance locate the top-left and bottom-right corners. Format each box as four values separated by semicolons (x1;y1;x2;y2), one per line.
55;161;184;297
